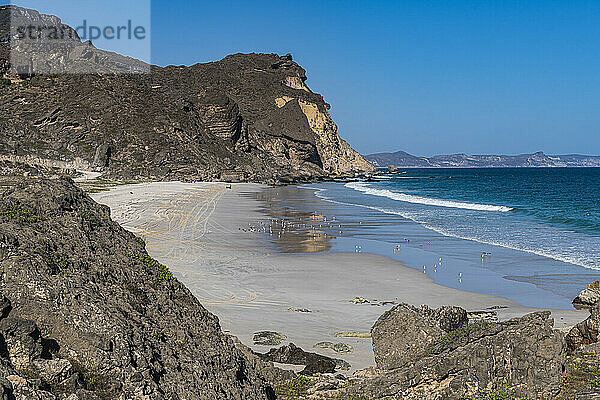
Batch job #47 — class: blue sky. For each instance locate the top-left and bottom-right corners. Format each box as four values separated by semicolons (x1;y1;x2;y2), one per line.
8;1;600;156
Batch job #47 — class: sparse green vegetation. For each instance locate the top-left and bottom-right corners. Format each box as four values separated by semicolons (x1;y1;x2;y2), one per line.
66;359;114;400
429;321;497;353
125;251;175;282
0;77;11;87
460;387;526;400
558;351;600;399
1;202;38;223
84;373;96;388
44;254;69;274
274;375;315;397
134;236;146;248
22;370;40;390
81;206;110;227
16;252;30;262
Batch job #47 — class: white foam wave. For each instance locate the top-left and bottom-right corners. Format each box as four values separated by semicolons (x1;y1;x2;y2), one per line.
312;188;598;270
345;182;513;212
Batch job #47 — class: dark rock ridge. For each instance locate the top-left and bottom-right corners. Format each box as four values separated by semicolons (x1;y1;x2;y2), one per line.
0;176;275;399
0;6;375;183
256;343;338;376
367;150;600;168
2;5;148;76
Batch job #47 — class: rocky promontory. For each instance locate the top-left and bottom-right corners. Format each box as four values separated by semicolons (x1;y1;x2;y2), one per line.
0;5;375;184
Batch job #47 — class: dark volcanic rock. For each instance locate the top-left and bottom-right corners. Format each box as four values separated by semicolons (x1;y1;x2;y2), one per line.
0;6;375;183
371;303;468;369
0;317;45;370
257;343;337;375
230;335;295;384
253;331;287;346
0;177;274;399
348;309;566;399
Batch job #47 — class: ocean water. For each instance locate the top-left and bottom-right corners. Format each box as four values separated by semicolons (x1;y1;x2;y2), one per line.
249;170;600;308
332;168;600;270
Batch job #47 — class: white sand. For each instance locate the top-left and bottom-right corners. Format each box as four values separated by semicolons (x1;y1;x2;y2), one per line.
92;182;589;373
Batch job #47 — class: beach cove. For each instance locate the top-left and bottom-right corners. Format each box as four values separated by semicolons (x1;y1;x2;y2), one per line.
92;181;591;373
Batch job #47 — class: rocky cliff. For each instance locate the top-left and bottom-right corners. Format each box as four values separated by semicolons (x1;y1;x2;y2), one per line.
0;5;375;183
0;176;276;399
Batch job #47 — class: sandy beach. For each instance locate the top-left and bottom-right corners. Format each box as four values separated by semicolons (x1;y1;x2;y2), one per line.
92;182;590;373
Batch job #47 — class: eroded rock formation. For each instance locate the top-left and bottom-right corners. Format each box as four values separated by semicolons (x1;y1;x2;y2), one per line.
573;281;600;310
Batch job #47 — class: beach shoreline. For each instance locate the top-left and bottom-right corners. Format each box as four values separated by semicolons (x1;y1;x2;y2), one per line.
92;181;590;373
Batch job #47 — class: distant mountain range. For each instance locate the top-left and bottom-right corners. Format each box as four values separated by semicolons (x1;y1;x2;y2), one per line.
365;151;600;168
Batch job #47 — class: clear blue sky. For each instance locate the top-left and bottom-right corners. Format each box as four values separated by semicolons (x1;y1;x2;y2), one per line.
9;1;600;156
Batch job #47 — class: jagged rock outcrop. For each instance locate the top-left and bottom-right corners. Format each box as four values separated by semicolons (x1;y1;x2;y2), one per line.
0;176;275;399
567;284;600;353
3;5;147;76
567;304;600;353
229;335;296;385
345;306;566;399
0;6;375;183
574;281;600;310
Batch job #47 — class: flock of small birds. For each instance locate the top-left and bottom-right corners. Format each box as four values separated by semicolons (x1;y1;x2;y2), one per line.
422;257;444;274
238;215;344;239
239;216;494;284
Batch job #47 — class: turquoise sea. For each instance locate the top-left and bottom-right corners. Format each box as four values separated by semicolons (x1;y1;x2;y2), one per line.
255;168;600;309
339;168;600;270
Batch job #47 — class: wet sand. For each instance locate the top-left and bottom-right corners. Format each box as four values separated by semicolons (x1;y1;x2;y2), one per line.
92;182;589;373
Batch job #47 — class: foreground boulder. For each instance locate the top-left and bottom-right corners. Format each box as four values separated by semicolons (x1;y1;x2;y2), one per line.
257;343;337;375
347;305;566;399
0;177;274;399
372;304;468;369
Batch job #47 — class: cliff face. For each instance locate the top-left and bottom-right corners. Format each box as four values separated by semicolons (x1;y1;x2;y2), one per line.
0;6;374;183
0;177;275;399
